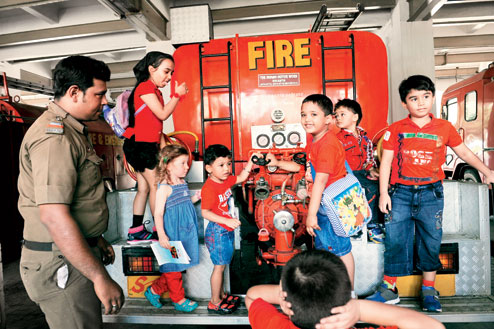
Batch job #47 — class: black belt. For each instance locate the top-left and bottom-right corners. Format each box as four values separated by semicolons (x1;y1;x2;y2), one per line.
22;237;99;251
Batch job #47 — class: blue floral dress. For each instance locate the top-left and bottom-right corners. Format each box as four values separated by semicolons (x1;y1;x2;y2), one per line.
159;183;199;273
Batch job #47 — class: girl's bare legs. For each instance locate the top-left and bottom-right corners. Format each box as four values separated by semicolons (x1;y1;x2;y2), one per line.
133;172;150;216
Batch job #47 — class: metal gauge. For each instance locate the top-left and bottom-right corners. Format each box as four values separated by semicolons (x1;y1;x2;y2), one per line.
267;165;278;173
287;131;301;145
256;134;270;148
272;132;286;146
271;108;285;123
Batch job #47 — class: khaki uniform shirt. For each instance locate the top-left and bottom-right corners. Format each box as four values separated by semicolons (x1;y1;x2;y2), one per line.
18;102;108;242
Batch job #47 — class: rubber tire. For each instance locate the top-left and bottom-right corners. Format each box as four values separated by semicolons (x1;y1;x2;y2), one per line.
462;168;481;183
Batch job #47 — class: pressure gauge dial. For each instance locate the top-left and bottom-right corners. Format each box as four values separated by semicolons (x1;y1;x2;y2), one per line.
271;108;285;123
272;132;286;146
287;131;301;145
256;134;270;148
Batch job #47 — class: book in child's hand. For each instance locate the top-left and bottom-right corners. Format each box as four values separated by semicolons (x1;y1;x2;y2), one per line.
150;241;191;265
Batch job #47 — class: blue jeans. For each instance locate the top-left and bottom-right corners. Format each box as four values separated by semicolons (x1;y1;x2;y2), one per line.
314;208;352;257
205;222;235;265
384;182;444;276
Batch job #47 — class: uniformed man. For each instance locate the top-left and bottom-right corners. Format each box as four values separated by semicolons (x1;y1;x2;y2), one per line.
17;55;124;328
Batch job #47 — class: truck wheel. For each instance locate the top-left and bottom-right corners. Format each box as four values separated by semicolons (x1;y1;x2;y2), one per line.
462;168;481;183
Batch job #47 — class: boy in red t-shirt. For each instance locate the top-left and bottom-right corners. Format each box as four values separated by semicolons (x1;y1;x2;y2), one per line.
269;94;358;297
335;99;383;244
245;250;444;329
367;75;494;312
201;144;260;314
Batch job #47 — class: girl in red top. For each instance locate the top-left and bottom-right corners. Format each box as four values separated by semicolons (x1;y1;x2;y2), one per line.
123;52;188;243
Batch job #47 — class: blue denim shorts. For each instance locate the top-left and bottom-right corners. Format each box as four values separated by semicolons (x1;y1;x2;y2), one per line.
384;181;444;276
205;222;235;265
314;207;352;257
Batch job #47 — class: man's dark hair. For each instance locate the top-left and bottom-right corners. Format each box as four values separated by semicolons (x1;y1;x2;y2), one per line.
204;144;231;165
335;98;363;126
399;75;435;103
302;94;334;116
53;55;110;99
127;51;174;127
282;250;351;329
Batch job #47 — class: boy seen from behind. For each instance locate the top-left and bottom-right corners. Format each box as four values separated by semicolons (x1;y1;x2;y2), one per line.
201;144;260;314
246;250;445;329
334;99;384;243
367;75;494;312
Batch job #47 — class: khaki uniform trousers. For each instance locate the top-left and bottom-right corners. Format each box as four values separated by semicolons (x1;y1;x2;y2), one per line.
20;245;103;329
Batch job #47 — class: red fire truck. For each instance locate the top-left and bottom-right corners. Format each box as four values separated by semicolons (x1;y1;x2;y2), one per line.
102;31;494;325
441;63;494;184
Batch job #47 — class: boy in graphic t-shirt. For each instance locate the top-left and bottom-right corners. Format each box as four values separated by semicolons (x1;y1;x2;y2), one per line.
201;144;260;314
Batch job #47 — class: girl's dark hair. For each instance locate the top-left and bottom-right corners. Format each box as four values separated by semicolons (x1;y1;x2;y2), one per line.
127;52;174;127
157;144;189;184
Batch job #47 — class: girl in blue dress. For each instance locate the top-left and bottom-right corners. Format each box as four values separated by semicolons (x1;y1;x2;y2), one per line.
144;144;200;312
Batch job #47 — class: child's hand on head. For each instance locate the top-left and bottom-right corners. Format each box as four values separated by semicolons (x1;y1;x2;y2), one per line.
316;299;360;329
279;290;294;317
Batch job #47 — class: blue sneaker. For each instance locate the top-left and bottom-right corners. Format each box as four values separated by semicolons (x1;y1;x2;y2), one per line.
420;286;442;312
366;284;400;304
145;286;162;308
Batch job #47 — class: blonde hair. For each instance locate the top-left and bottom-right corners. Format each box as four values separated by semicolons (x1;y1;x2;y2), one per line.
157;144;189;184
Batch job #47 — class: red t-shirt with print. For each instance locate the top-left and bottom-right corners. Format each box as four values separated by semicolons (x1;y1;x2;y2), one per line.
201;175;237;231
305;131;347;188
336;127;376;171
124;79;164;143
382;114;462;185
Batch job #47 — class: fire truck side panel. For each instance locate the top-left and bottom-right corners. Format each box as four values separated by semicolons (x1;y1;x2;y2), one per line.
172;31;388;164
442;66;494;182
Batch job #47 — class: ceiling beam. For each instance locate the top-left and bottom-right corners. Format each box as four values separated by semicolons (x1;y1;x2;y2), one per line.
435;51;494;66
0;31;145;63
212;0;396;23
433;1;494;23
434;34;494;49
21;5;59;24
107;77;136;89
435;67;479;78
0;0;65;11
0;20;133;47
408;0;447;21
107;60;138;74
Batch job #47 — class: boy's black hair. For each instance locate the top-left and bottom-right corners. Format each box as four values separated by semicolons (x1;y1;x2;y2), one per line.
302;94;334;116
399;75;435;103
53;56;110;99
127;51;174;127
335;98;363;126
204;144;231;166
282;250;351;329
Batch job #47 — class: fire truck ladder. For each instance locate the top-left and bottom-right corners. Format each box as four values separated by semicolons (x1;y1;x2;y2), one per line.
320;34;357;100
199;41;235;174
